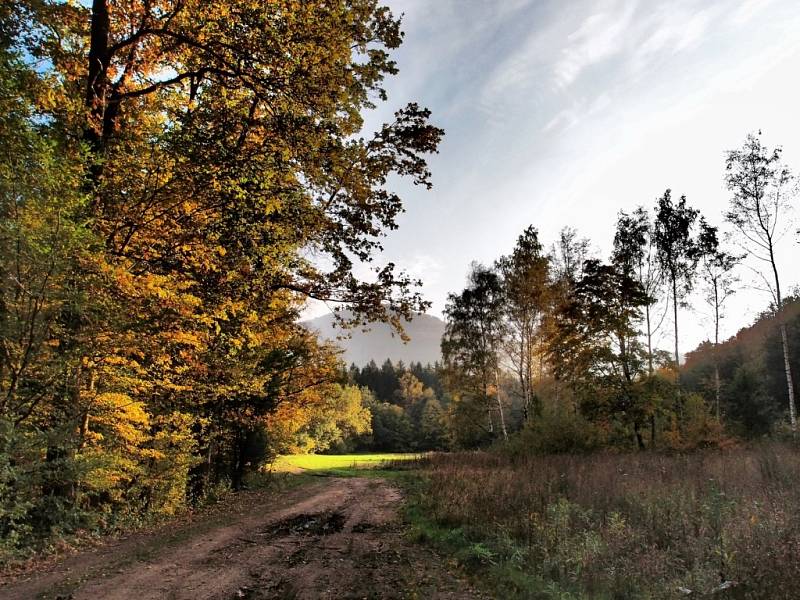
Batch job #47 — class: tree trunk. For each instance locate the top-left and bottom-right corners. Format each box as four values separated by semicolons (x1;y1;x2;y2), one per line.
634;422;645;450
650;414;656;447
231;429;246;491
780;322;797;431
495;369;508;441
646;303;653;376
85;0;111;152
770;248;796;432
714;282;721;422
671;276;683;422
672;277;680;379
519;336;529;421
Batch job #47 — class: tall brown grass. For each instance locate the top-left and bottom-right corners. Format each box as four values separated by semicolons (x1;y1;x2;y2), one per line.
413;445;800;598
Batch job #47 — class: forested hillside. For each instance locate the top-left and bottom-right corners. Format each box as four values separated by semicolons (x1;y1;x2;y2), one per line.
0;0;442;558
683;298;800;436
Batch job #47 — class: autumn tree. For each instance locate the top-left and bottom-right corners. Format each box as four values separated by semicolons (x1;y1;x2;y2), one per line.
395;372;425;408
496;226;550;421
725;132;797;430
653;190;699;387
545;227;593;408
697;219;739;421
549;259;651;447
441;264;507;441
614;208;663;375
0;0;444;547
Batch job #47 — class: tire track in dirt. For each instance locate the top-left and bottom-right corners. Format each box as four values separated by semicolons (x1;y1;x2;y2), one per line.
1;477;483;600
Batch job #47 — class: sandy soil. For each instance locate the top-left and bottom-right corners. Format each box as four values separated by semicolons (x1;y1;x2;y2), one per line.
1;477;483;600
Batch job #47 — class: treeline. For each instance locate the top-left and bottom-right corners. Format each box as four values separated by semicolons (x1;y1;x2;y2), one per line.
346;360;449;452
0;1;442;557
442;133;799;451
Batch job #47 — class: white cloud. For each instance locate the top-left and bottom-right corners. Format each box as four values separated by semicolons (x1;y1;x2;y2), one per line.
553;1;638;88
730;0;775;26
399;254;444;285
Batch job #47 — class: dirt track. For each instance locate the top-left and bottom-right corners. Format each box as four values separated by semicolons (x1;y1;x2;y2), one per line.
1;477;482;600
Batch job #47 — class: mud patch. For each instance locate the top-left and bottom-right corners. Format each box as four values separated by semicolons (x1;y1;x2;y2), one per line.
261;512;345;538
351;521;394;534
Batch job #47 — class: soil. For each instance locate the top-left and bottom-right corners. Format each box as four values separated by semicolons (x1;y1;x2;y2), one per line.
0;477;483;600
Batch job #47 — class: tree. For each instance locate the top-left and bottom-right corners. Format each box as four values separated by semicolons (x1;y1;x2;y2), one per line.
0;0;445;546
697;219;739;421
653;190;699;388
496;226;550;421
441;264;507;441
419;397;448;450
274;384;372;454
549;259;651;447
395;371;424;408
614;208;663;376
725;132;797;430
546;227;593;410
550;227;591;285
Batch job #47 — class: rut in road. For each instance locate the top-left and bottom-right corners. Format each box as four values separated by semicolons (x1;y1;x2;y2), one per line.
1;477;483;600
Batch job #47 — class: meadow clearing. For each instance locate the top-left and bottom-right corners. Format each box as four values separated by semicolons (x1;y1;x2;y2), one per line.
270;452;421;473
404;445;800;599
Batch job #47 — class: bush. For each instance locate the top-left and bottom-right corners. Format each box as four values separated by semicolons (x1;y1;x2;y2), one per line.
505;408;606;455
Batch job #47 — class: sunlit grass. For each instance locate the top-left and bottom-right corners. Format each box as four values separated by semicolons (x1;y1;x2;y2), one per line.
271;453;420;474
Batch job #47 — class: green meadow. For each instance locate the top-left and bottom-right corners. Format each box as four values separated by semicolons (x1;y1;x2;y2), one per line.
271;453;420;474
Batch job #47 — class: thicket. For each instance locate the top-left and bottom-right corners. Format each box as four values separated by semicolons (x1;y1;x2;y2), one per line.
683;300;800;438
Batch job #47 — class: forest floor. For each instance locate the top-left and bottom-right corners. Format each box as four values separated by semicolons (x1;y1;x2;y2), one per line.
0;475;482;600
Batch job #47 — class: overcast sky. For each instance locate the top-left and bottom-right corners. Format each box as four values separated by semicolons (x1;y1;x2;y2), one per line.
314;0;800;356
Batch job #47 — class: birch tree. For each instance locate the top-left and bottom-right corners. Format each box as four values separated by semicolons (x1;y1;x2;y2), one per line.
613;208;663;376
547;228;592;409
724;132;797;430
653;190;699;388
496;226;549;421
441;264;508;441
697;219;739;421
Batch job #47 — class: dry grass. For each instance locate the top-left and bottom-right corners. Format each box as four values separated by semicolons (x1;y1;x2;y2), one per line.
410;445;800;599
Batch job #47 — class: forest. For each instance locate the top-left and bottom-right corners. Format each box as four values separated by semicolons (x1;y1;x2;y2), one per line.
2;1;800;598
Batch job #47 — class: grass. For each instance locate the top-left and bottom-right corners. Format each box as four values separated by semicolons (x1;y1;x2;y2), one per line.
401;445;800;600
270;453;420;477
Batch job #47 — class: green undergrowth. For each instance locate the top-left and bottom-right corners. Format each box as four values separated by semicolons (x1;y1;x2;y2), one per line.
399;472;584;600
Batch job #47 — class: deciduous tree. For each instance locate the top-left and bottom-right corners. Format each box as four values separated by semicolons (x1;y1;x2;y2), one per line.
697;219;739;421
653;190;699;389
441;264;507;441
725;132;797;430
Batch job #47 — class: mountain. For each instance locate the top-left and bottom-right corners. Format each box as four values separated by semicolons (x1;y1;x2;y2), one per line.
304;311;445;366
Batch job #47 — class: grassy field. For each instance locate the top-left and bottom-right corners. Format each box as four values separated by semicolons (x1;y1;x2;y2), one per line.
270;453;420;475
403;445;800;600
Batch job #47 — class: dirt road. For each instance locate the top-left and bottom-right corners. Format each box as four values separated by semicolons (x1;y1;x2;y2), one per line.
1;477;482;600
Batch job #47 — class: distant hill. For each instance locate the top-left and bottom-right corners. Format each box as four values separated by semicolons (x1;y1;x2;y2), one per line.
304;311;445;366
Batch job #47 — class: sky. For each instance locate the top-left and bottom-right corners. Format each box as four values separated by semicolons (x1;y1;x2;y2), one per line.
311;0;800;356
